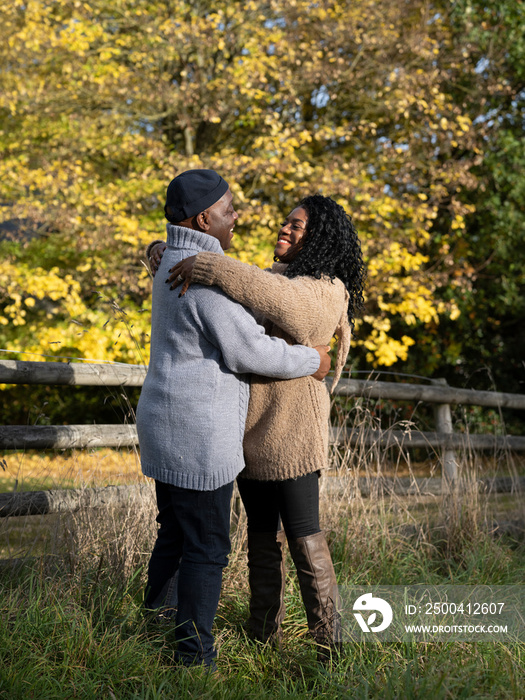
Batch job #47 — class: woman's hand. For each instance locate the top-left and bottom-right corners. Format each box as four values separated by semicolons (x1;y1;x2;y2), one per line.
149;243;167;276
167;255;197;296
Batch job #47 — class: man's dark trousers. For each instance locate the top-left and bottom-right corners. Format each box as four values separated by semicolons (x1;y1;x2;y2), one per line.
145;479;233;667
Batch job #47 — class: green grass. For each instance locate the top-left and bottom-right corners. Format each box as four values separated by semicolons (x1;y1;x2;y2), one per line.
1;427;523;698
0;511;523;699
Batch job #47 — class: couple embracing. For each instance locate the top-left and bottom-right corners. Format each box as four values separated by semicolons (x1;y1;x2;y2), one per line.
136;169;366;670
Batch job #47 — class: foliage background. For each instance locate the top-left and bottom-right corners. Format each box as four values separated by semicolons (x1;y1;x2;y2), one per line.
0;0;524;424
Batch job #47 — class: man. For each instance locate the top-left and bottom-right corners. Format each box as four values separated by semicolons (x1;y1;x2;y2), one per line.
136;169;330;669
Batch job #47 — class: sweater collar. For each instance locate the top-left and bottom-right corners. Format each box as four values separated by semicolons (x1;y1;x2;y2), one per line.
166;224;225;255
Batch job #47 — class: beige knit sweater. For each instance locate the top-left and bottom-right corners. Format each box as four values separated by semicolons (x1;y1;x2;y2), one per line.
189;252;351;481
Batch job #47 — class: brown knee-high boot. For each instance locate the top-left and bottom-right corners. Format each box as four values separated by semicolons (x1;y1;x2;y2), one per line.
288;530;342;662
246;529;286;644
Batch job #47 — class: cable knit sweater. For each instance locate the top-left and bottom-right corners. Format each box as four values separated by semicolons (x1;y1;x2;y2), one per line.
188;252;352;481
137;226;321;491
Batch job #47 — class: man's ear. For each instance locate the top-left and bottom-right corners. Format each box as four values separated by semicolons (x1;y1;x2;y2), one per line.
195;210;209;231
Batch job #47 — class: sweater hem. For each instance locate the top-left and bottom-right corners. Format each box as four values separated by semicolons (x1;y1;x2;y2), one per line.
141;462;242;491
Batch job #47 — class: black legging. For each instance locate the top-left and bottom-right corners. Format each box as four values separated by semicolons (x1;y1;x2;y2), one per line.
237;471;320;539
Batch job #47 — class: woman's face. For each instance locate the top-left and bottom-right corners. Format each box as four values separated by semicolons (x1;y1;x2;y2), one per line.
273;206;308;263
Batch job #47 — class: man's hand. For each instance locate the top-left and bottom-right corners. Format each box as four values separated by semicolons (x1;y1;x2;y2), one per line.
149;243;167;276
311;345;331;381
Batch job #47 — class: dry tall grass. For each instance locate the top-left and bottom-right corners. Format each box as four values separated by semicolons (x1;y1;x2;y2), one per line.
1;401;523;700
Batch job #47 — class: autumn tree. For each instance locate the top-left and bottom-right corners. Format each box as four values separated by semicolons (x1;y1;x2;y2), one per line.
388;0;525;395
0;0;523;422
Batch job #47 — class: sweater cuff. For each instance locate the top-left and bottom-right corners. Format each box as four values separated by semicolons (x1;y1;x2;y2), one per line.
191;252;223;286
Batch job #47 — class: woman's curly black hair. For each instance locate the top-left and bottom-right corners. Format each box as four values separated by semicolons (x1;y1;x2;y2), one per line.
277;194;367;330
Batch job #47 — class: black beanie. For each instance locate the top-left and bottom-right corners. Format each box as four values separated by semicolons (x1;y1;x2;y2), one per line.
164;169;229;222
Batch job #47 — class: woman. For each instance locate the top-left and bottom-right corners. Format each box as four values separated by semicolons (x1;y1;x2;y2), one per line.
147;194;366;661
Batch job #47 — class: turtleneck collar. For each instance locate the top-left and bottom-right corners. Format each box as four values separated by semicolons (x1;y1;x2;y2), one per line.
166;224;224;255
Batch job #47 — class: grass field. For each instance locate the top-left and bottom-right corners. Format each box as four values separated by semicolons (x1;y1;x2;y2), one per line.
0;441;523;698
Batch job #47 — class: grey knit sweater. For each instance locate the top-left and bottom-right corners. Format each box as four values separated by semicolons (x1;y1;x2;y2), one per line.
136;225;321;491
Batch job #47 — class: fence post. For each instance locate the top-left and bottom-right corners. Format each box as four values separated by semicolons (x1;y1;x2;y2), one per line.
431;378;458;489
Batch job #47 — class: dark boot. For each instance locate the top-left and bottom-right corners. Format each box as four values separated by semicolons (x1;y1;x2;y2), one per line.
246;529;286;644
288;531;342;663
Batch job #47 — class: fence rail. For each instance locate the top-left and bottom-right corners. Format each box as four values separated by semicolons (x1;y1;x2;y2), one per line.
334;378;525;410
0;359;146;386
2;360;525;408
0;484;154;518
1;424;525;452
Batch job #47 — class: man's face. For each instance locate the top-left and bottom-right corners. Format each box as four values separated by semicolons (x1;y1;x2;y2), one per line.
205;189;238;250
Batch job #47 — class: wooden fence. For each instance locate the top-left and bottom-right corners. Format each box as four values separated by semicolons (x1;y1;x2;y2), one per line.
1;359;525;517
